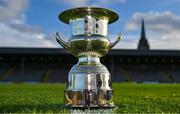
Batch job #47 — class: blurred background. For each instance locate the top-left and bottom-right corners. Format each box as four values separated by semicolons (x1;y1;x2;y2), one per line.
0;0;180;83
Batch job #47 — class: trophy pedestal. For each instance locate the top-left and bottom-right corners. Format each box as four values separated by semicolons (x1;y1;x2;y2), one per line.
64;57;114;108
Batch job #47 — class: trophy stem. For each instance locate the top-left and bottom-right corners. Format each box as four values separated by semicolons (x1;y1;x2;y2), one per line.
78;56;100;65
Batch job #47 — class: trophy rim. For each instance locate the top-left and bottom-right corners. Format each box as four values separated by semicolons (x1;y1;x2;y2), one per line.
58;7;119;24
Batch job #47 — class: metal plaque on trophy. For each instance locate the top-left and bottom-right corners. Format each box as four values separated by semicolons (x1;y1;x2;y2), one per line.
55;7;122;108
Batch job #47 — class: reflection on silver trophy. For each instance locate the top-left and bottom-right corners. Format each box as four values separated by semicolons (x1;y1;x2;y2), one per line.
55;7;122;108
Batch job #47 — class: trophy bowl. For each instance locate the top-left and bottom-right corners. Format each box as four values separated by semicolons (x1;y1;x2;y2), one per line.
55;7;122;109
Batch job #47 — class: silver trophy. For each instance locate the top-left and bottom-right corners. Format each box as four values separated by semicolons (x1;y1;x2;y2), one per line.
55;7;122;108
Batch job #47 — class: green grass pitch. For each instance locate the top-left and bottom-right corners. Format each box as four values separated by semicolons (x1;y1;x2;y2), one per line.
0;83;179;113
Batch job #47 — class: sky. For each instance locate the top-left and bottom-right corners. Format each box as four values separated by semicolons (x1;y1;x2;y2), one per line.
0;0;180;49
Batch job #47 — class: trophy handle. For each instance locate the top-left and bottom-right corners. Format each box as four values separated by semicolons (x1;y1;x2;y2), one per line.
109;33;122;49
55;32;70;49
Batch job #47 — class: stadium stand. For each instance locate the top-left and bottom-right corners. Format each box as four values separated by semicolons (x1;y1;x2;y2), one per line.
0;20;180;83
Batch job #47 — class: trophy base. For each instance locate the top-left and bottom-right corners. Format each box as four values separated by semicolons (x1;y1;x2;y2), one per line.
69;107;115;114
64;89;115;108
64;57;114;108
65;105;115;109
